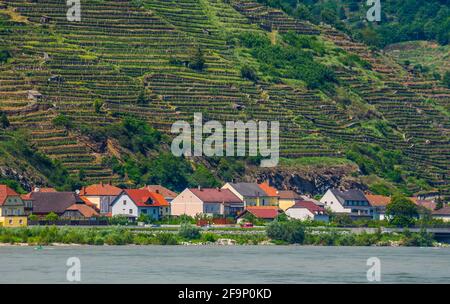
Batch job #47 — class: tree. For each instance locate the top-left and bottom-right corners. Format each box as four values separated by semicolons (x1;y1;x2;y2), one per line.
189;47;205;71
136;90;148;105
0;50;10;64
385;194;418;227
240;65;258;82
188;164;219;188
93;99;103;113
45;212;59;222
0;111;10;129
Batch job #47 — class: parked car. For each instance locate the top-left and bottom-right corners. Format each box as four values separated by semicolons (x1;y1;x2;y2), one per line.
241;222;253;228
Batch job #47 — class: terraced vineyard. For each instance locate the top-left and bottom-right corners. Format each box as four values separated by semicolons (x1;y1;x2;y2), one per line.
0;0;448;194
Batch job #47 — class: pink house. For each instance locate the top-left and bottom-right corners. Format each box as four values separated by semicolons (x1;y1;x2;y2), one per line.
171;188;243;217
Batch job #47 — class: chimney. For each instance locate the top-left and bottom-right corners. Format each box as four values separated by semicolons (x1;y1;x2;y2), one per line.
155;189;160;194
198;185;201;191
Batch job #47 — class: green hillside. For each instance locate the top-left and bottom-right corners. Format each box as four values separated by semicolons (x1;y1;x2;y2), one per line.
0;0;448;195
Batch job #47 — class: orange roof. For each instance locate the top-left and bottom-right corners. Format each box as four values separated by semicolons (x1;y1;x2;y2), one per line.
79;196;99;210
66;204;99;218
122;189;170;207
33;187;57;193
80;183;122;196
365;194;391;207
0;185;20;206
21;193;34;201
258;182;278;197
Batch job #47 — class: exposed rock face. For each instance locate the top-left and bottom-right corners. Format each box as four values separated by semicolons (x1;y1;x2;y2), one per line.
244;165;367;195
0;166;46;192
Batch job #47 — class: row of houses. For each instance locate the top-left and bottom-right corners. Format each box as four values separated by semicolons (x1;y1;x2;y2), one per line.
1;182;449;227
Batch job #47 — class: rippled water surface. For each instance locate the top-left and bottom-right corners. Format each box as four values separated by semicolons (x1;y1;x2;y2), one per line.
0;246;449;283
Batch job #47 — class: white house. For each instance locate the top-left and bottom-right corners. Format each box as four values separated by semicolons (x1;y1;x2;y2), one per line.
320;189;373;219
285;201;329;222
111;189;170;220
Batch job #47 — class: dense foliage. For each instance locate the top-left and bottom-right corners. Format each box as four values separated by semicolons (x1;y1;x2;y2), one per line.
257;0;450;47
386;195;419;227
236;32;336;89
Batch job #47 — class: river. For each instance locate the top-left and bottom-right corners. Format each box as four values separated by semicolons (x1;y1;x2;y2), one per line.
0;245;449;283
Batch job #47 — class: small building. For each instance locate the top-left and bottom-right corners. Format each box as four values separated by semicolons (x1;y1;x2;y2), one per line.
432;206;450;222
320;189;373;219
278;190;302;211
141;185;178;203
285;201;329;222
60;203;99;220
79;183;122;214
409;197;437;212
171;188;243;217
222;182;273;207
111;189;170;221
29;191;96;219
237;206;282;222
27;90;43;102
0;185;28;227
365;194;391;220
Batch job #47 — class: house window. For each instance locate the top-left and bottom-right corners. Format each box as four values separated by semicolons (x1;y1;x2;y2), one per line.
129;209;133;214
8;219;12;224
141;209;147;214
153;209;156;214
123;200;126;205
19;219;23;224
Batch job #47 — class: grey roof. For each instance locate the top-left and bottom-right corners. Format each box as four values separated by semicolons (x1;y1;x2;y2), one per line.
330;189;368;203
228;183;268;197
30;192;83;214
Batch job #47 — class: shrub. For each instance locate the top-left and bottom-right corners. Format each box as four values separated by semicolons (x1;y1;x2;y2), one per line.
266;220;305;244
52;114;73;129
0;111;9;128
443;71;450;89
0;50;10;64
45;212;59;222
178;223;201;240
156;233;178;245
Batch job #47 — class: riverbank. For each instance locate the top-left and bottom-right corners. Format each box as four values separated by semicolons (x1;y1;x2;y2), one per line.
0;226;446;247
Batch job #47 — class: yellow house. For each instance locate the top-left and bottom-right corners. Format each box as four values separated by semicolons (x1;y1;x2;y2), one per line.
278;190;302;211
222;182;277;207
0;185;28;227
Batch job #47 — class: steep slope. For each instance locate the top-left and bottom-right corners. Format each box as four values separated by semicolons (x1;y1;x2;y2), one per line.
0;0;448;194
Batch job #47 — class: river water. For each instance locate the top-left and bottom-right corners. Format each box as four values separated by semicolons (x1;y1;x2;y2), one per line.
0;245;449;283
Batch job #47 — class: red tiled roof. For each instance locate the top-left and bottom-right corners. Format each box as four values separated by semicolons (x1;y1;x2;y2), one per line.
124;189;170;207
190;188;242;204
410;197;437;211
258;182;278;197
33;187;57;193
365;194;391;207
289;200;326;214
0;185;20;206
80;183;122;196
433;206;450;216
65;204;99;218
244;206;280;219
141;185;178;199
